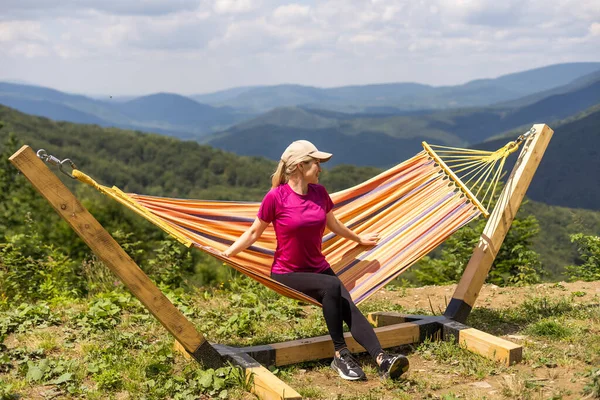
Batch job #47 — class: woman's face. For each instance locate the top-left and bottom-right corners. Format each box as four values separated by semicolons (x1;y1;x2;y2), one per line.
300;159;322;184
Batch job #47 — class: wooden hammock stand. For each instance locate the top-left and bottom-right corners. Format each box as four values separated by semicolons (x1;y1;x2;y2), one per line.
10;124;553;400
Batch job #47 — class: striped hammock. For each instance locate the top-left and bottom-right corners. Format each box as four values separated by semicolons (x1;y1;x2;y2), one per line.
72;140;522;306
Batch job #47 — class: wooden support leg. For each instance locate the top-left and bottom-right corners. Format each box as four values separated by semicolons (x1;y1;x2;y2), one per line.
10;145;222;368
216;345;302;400
175;342;302;399
442;320;522;366
445;124;554;323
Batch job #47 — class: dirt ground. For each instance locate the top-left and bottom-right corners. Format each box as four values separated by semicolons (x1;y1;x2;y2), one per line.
281;280;600;400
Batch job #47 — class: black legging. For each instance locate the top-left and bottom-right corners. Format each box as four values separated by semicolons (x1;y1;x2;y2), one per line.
271;268;383;360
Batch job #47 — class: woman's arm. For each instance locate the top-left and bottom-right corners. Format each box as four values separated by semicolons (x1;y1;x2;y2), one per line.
220;217;270;257
326;211;379;245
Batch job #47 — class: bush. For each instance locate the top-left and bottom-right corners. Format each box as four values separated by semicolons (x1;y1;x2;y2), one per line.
0;230;86;306
566;233;600;282
413;209;542;287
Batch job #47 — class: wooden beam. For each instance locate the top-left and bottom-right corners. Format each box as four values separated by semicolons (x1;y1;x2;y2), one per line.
442;320;522;366
176;343;302;399
445;124;554;322
246;365;302;400
240;321;432;367
215;346;302;400
10;145;222;368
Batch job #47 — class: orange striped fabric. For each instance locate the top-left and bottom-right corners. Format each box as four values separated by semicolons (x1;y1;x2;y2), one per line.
125;151;481;306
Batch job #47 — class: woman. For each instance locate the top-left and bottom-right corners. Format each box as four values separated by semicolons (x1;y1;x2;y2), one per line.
220;140;409;381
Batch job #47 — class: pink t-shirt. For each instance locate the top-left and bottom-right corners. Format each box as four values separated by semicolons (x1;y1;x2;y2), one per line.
258;183;334;274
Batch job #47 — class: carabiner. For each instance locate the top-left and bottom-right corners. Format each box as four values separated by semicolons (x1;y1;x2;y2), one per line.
59;158;78;179
36;149;78;179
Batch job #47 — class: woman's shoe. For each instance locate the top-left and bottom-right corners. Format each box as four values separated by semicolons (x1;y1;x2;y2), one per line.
378;353;409;379
331;348;367;381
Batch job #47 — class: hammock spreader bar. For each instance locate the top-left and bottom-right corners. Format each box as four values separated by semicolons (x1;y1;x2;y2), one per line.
422;141;488;218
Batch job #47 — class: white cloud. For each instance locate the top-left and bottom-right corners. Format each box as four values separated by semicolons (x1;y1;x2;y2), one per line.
0;21;46;43
11;43;49;58
0;0;203;19
272;4;310;21
213;0;255;14
0;0;599;94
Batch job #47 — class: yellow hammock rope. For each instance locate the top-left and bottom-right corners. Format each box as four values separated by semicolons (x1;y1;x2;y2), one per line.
61;136;529;306
423;139;522;215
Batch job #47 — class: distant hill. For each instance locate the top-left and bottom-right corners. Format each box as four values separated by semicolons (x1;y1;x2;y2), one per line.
0;82;132;124
477;104;600;211
0;95;108;126
192;85;263;104
205;73;600;166
428;76;600;143
0;83;251;140
207;124;434;168
193;62;600;113
494;69;600;109
193;82;435;113
3;62;599;139
118;93;238;128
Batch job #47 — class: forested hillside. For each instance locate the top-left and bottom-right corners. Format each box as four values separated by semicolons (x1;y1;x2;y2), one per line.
478;104;600;211
0;105;381;199
1;104;597;280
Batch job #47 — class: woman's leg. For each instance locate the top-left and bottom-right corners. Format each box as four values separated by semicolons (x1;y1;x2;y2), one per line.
319;269;384;360
319;269;410;379
271;271;347;352
272;269;408;379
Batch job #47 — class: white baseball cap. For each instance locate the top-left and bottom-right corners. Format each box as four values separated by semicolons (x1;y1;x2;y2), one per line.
281;140;333;166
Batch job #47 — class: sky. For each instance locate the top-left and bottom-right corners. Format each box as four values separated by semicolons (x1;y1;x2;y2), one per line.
1;0;599;96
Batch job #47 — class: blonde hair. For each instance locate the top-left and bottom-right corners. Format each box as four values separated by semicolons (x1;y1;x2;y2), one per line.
271;156;313;188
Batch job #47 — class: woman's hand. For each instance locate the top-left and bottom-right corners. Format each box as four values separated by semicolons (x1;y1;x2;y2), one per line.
358;232;380;246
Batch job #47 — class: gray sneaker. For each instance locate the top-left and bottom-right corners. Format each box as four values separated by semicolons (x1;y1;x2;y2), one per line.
378;353;409;379
331;348;367;381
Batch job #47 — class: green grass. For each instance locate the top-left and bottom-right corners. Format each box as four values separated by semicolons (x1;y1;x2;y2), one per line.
526;319;574;339
1;276;599;399
416;339;505;379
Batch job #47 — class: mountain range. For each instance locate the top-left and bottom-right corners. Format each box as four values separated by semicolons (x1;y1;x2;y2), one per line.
478;104;600;211
204;73;600;167
192;63;600;113
1;61;599;213
1;62;599;141
0;83;249;140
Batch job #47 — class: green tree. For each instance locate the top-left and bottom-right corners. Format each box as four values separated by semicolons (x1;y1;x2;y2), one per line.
565;233;600;281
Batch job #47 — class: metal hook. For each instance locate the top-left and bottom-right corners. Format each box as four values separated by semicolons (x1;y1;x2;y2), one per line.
516;127;536;144
59;158;77;179
36;149;78;179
